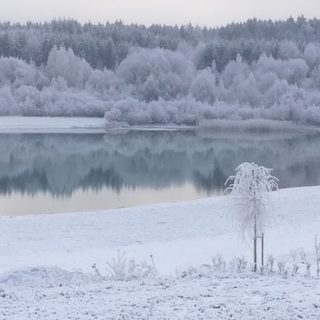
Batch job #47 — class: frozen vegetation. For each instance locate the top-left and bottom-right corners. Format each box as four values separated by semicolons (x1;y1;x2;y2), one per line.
1;18;320;127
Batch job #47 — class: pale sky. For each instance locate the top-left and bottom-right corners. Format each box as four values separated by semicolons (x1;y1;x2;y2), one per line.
0;0;319;27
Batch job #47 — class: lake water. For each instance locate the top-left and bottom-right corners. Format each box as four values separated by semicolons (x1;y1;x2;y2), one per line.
1;130;320;215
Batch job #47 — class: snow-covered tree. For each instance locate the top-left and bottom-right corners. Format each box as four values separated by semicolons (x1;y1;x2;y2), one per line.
190;68;216;104
0;57;41;88
117;47;195;101
45;46;92;89
220;54;250;89
278;40;301;60
225;162;279;271
304;43;320;69
0;85;19;115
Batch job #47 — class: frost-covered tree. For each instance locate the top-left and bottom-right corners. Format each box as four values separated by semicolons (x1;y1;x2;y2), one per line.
0;85;19;115
102;38;117;70
311;66;320;88
303;43;320;69
220;54;250;89
278;40;301;60
0;57;42;88
236;72;260;107
117;47;195;101
225;162;279;271
190;68;216;104
45;46;92;89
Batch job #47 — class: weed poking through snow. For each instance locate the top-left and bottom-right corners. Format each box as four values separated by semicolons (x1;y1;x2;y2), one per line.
93;250;158;281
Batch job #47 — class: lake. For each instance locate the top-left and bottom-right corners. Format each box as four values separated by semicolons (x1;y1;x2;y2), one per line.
1;129;320;215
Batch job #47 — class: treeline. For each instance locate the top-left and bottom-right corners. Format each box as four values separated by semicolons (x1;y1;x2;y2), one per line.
1;16;320;70
1;17;320;126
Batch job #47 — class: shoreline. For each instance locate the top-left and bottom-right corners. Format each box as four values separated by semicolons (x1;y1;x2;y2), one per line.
0;116;319;134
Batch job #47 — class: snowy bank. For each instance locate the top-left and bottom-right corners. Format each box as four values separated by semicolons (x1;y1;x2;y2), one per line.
1;186;320;275
0;116;106;133
0;186;320;319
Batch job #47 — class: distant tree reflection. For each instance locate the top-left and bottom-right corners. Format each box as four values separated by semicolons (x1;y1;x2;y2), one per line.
193;160;228;195
0;131;319;198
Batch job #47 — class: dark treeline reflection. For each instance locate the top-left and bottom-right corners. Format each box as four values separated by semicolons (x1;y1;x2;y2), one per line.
0;130;320;197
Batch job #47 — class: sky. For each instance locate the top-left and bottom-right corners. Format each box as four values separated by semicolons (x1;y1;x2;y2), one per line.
0;0;319;27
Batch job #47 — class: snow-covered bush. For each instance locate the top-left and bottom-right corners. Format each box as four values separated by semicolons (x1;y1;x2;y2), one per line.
0;57;41;89
15;86;107;117
212;254;226;272
230;255;248;273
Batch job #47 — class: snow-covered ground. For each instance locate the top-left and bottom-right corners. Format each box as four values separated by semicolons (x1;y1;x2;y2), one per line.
0;186;320;319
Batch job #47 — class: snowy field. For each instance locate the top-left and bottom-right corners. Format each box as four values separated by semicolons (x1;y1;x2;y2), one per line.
0;186;320;319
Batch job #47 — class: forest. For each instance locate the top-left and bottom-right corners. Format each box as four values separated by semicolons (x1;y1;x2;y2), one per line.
1;16;320;126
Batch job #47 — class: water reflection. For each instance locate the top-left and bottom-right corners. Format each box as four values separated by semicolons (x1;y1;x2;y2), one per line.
0;130;320;215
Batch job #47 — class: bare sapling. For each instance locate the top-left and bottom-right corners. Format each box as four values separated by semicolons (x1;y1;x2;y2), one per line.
267;254;274;275
230;255;248;273
278;261;286;275
298;248;311;278
212;254;226;272
290;249;300;277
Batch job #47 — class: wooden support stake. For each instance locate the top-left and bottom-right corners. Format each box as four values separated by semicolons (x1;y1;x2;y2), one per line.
261;232;264;267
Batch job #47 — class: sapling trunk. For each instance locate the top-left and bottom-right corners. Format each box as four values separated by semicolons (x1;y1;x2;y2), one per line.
261;232;264;267
253;188;257;272
316;235;320;277
253;221;257;271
